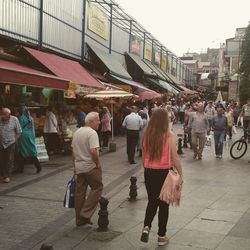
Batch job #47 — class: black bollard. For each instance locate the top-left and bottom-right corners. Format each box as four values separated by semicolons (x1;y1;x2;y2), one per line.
97;197;109;232
177;138;184;154
183;134;188;148
129;176;138;201
40;244;54;250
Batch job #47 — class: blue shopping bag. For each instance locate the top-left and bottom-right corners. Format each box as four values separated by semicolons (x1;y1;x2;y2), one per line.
63;176;76;208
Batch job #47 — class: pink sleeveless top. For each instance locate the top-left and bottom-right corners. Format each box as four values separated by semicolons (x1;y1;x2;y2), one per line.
143;137;172;169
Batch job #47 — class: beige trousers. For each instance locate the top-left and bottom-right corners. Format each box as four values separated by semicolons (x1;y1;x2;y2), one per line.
74;167;103;224
191;132;206;157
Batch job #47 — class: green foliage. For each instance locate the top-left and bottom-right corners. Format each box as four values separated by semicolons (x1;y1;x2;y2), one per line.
239;79;250;104
240;23;250;79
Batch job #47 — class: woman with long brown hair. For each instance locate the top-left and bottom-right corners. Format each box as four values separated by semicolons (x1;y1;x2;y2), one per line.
140;108;183;246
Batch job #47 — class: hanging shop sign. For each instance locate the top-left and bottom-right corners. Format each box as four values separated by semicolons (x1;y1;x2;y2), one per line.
153;48;161;66
88;3;109;40
144;42;152;61
161;51;167;72
131;35;141;55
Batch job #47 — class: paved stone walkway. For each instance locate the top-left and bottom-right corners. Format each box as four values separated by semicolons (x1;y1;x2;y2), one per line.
0;125;250;250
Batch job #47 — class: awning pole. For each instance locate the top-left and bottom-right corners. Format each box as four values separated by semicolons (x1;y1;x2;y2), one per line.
111;101;114;141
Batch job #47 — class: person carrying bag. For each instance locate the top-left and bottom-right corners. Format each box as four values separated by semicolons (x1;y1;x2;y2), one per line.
140;108;183;246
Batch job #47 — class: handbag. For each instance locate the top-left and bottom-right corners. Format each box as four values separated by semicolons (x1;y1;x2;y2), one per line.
63;176;76;208
159;170;182;206
159;136;183;206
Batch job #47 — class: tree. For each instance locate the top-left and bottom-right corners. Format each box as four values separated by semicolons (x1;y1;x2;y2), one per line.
239;22;250;104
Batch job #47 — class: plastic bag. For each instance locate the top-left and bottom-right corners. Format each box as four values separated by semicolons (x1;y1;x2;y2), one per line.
63;176;76;208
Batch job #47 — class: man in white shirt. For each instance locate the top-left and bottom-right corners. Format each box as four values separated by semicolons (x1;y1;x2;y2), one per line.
43;107;60;155
122;106;143;164
72;112;103;226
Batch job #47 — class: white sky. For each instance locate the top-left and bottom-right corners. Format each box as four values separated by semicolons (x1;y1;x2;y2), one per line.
114;0;250;57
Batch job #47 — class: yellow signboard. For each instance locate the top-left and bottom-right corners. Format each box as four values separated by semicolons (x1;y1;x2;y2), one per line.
161;51;167;72
88;3;109;40
144;43;152;61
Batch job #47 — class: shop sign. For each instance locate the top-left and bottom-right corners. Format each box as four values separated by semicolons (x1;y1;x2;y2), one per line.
161;51;167;72
144;42;152;61
64;83;96;99
153;48;161;66
130;35;141;55
88;3;109;40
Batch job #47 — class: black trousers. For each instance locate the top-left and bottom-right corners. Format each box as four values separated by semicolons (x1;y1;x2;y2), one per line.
0;143;16;178
44;133;61;154
102;131;110;147
126;130;139;163
144;169;169;237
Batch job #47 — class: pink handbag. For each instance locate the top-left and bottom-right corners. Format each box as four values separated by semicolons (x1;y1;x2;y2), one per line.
159;170;182;206
159;136;183;206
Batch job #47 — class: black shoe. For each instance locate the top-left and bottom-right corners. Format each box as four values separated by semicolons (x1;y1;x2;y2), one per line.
140;226;150;243
36;165;42;174
130;161;137;165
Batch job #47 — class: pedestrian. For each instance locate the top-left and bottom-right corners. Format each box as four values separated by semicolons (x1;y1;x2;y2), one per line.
76;106;86;128
72;112;103;226
14;106;42;174
100;106;111;149
140;108;183;246
178;102;186;124
233;103;241;126
212;107;228;158
137;111;148;157
225;106;234;140
188;103;209;160
204;100;215;131
43;107;60;155
0;108;22;183
122;106;143;164
240;98;250;141
166;105;175;130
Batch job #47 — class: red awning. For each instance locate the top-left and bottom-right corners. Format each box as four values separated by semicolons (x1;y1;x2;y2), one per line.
0;60;69;90
23;47;105;89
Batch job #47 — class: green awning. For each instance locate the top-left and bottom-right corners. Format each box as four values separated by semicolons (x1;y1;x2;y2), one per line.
87;43;132;80
147;78;180;95
125;53;157;77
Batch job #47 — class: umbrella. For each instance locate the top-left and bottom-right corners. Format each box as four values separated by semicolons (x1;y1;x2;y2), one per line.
215;91;223;103
84;89;135;141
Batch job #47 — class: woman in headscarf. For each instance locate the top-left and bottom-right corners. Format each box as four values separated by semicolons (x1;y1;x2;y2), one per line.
14;106;41;174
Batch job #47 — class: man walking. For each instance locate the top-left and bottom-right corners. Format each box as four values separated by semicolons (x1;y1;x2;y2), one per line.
212;107;227;158
122;106;143;164
205;101;215;130
240;98;250;141
72;112;103;226
188;103;209;160
0;108;22;183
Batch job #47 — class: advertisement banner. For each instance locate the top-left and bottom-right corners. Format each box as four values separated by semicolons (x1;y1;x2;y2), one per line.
161;51;167;71
153;48;161;66
144;42;152;61
130;35;141;55
88;3;109;40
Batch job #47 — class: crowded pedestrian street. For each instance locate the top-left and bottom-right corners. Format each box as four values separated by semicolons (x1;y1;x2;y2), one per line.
0;124;250;250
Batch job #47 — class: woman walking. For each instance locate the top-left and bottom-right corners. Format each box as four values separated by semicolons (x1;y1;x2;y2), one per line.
100;106;111;148
14;106;41;174
137;111;148;157
141;108;183;246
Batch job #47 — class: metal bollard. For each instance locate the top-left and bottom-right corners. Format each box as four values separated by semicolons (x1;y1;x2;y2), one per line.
177;138;184;154
183;134;188;148
129;176;138;201
97;197;109;232
40;244;54;250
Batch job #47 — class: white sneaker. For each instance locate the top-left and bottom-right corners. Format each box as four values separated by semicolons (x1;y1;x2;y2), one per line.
158;236;169;246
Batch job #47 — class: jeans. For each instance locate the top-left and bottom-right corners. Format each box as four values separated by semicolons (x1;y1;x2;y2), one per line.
214;131;225;155
143;169;169;237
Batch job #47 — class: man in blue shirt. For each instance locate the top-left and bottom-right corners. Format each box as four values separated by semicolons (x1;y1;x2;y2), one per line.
212;107;228;159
